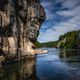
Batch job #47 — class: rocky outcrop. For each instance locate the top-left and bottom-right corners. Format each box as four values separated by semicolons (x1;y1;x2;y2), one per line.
0;0;46;59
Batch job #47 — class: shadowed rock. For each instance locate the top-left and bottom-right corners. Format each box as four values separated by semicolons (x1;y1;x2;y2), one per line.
0;0;46;60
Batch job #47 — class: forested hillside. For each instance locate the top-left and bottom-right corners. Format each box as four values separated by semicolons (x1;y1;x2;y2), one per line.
35;30;80;49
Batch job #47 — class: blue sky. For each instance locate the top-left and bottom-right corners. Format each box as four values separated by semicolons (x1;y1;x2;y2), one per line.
37;0;80;43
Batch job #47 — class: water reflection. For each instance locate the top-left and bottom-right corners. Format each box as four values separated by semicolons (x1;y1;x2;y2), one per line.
0;59;36;80
59;49;80;61
0;48;80;80
36;48;80;80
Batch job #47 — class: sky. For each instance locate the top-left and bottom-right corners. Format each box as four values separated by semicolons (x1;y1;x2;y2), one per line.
37;0;80;43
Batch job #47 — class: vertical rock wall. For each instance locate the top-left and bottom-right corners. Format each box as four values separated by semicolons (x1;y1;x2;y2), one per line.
0;0;46;58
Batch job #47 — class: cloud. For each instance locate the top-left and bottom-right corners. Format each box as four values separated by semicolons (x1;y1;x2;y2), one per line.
56;5;80;16
62;0;80;9
38;16;80;42
38;0;80;42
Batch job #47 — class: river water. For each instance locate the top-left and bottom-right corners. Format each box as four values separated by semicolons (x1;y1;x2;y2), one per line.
0;48;80;80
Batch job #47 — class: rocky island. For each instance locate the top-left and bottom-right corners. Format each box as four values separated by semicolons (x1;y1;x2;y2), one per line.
0;0;46;62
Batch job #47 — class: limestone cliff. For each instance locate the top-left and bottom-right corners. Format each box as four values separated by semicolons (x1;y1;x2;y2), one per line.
0;0;46;59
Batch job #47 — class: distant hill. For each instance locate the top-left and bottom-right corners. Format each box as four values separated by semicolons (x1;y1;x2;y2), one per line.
34;41;58;48
57;30;80;49
35;30;80;49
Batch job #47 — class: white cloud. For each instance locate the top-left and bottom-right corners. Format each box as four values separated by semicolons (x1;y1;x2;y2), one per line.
41;1;51;8
41;1;56;20
38;16;80;42
56;5;80;16
38;0;80;42
62;0;80;9
45;9;55;20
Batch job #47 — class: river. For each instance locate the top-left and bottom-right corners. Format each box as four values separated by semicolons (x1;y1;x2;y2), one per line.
0;48;80;80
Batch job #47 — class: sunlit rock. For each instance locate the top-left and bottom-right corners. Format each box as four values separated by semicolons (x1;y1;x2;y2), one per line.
0;0;46;60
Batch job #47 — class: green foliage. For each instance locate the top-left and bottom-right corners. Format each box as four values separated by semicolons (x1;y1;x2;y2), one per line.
35;30;80;49
58;30;80;49
34;41;58;48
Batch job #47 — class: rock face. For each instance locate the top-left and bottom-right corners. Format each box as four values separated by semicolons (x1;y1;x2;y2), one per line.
0;0;46;58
